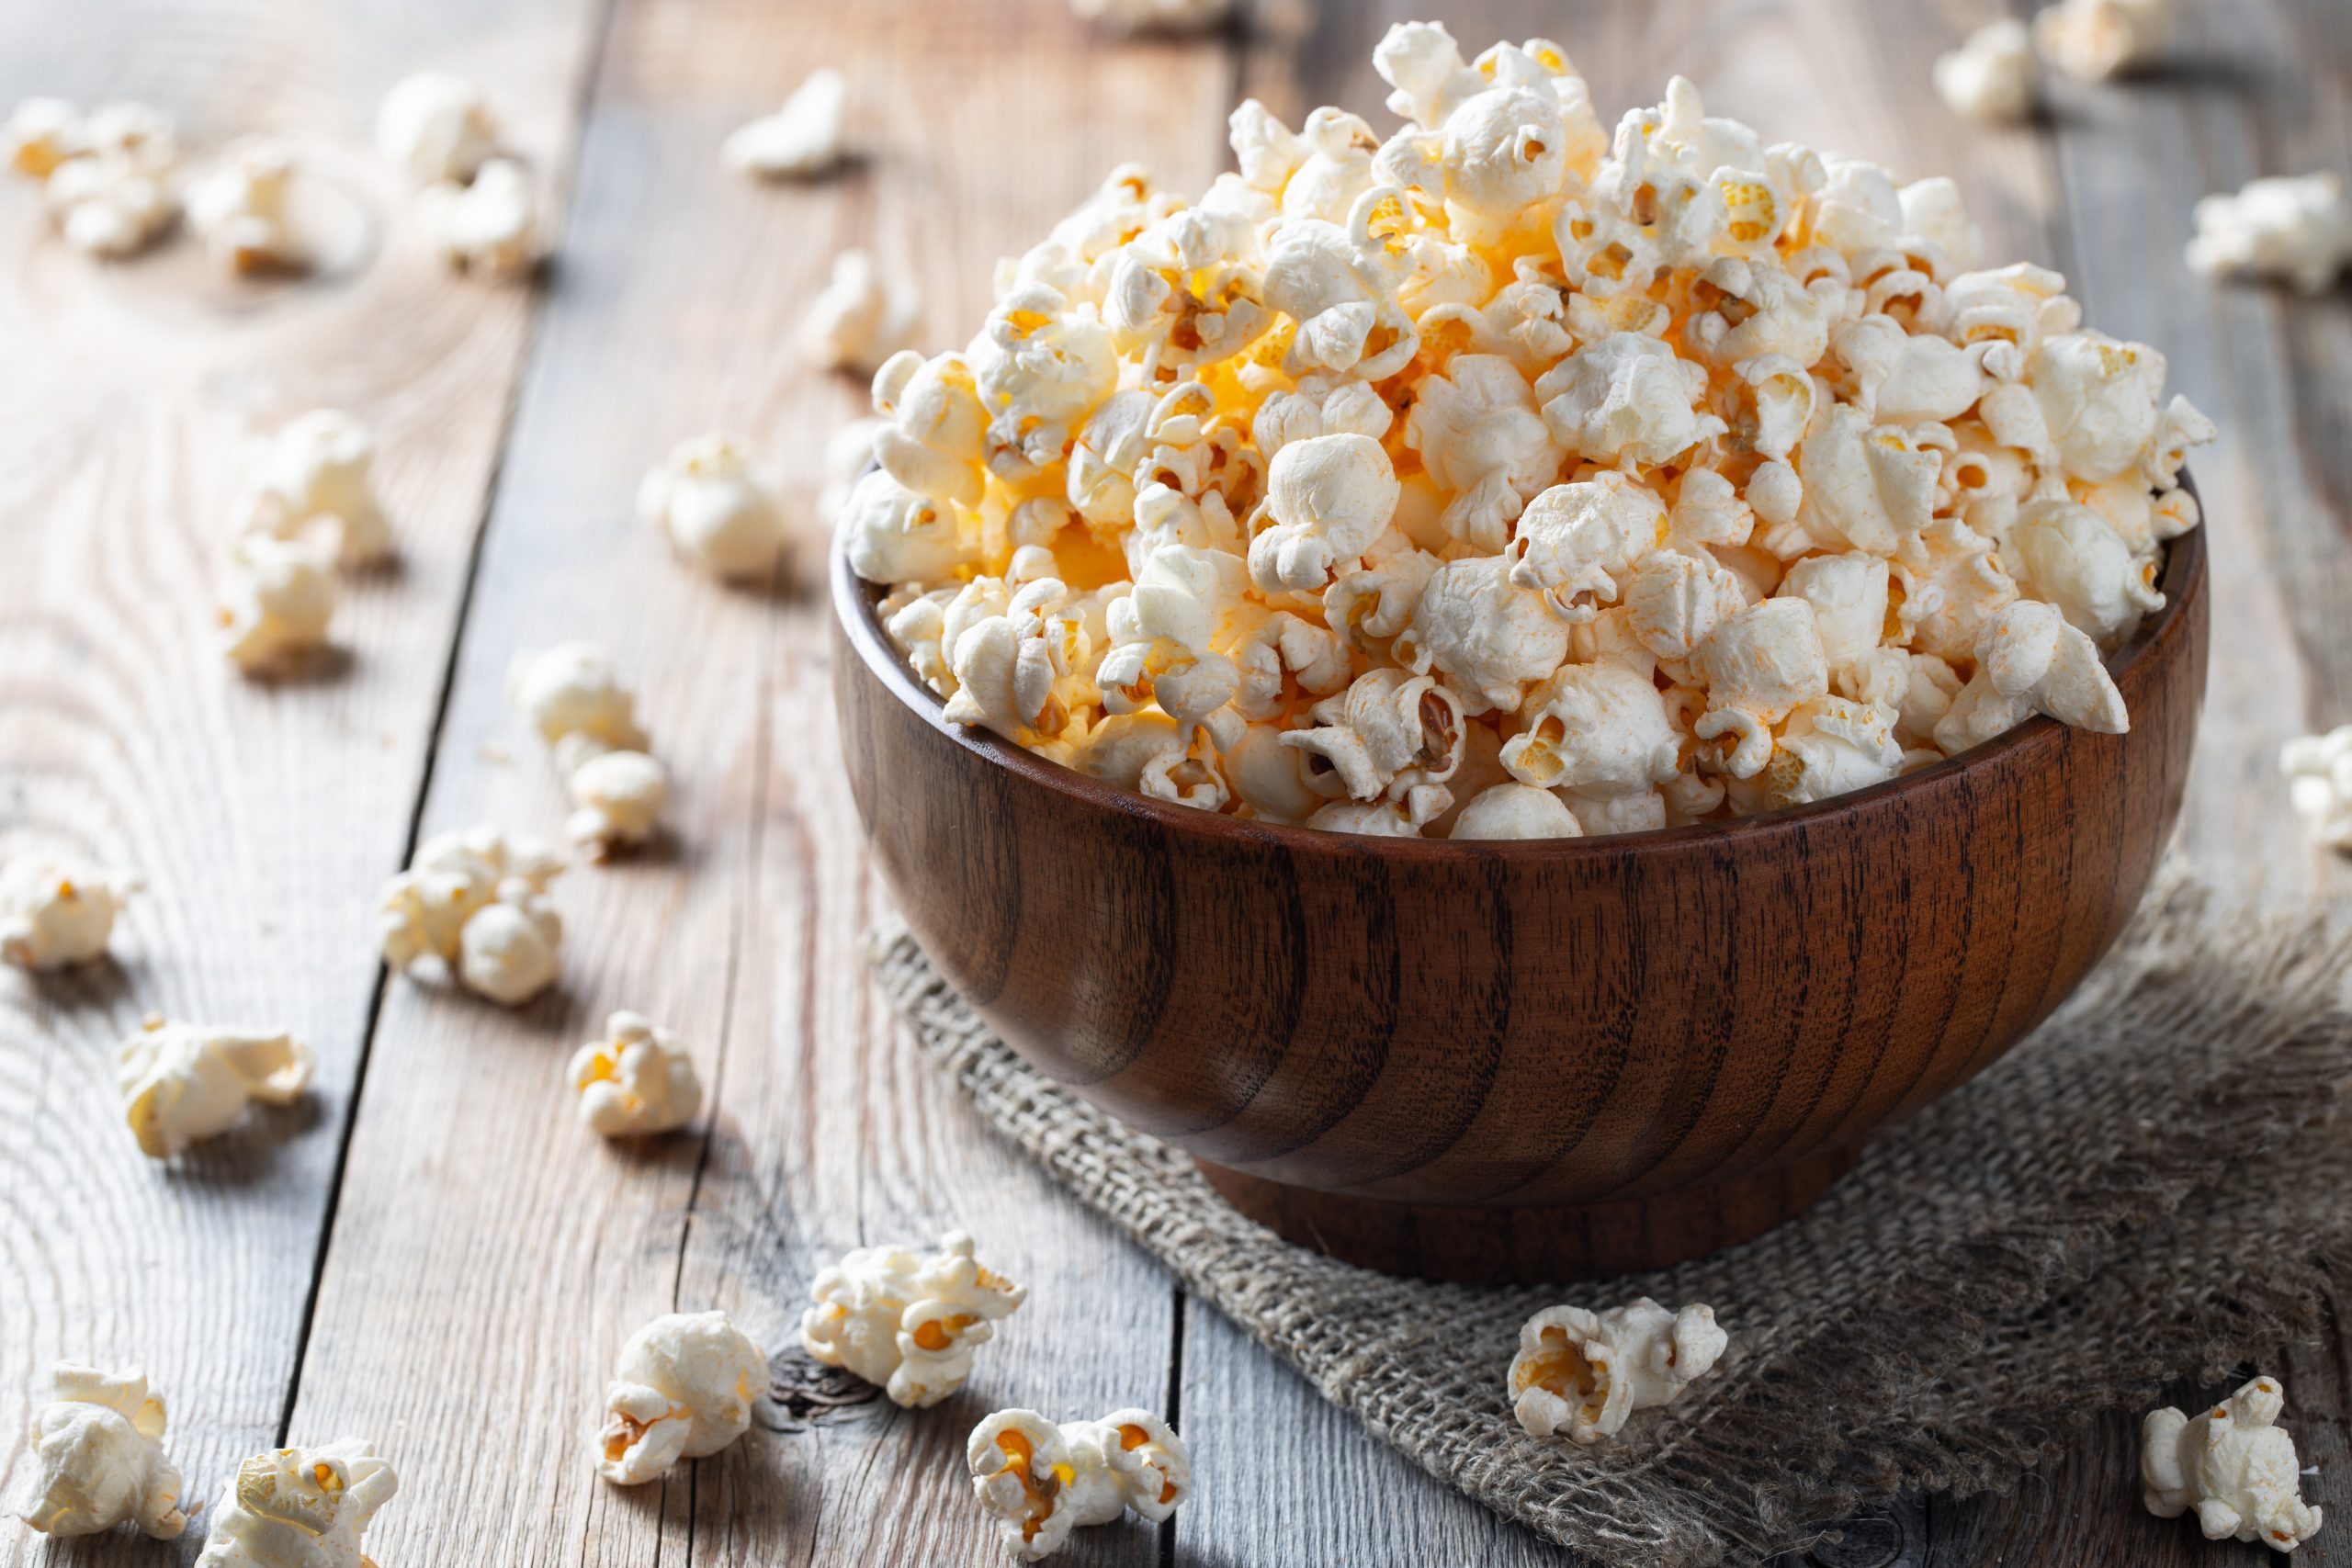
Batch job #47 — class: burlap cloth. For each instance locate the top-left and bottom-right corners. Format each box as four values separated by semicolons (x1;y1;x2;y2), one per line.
867;874;2352;1566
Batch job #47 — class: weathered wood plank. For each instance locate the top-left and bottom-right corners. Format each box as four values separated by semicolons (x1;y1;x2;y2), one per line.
0;3;605;1562
276;3;1229;1564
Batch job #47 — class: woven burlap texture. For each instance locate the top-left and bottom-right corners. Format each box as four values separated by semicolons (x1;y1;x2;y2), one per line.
867;876;2352;1567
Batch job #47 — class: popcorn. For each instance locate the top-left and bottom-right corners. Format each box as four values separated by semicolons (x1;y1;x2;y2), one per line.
2142;1375;2324;1551
847;20;2211;835
378;826;564;1005
414;156;538;277
1509;1297;1728;1445
1449;781;1583;840
968;1407;1192;1561
5;97;85;180
12;1364;187;1539
1072;0;1233;31
376;72;497;185
39;102;180;258
560;743;670;858
802;249;920;377
569;1010;701;1136
2188;174;2352;296
195;1439;397;1566
511;643;648;751
508;643;666;857
0;855;137;970
231;410;393;569
1933;19;2035;123
2283;726;2352;851
187;136;300;273
2035;0;2176;83
118;1018;313;1157
723;68;848;179
598;1311;766;1485
801;1232;1026;1408
640;431;789;580
218;537;337;674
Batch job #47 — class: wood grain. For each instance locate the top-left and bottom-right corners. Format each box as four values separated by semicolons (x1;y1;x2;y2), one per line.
0;2;606;1562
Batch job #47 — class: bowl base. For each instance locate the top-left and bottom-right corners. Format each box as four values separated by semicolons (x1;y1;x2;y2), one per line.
1194;1146;1860;1284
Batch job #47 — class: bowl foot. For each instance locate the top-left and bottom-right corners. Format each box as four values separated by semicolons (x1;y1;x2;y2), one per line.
1194;1146;1860;1284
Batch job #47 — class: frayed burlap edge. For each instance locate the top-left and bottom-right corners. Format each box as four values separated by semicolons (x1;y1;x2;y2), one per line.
867;874;2352;1567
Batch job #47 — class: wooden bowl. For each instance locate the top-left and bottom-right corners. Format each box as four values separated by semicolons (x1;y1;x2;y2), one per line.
833;519;2208;1283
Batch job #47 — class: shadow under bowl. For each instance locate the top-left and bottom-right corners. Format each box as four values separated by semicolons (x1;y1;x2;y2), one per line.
833;513;2208;1283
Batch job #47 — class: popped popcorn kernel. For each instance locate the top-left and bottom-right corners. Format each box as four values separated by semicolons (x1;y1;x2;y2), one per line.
118;1018;313;1157
569;1010;702;1136
968;1406;1193;1561
802;1232;1025;1408
724;68;848;179
0;854;137;971
378;826;563;1005
597;1312;765;1485
187;135;300;274
195;1438;397;1566
2143;1376;2324;1551
842;20;2210;836
2188;174;2352;296
640;430;789;581
1510;1296;1727;1445
12;1364;187;1539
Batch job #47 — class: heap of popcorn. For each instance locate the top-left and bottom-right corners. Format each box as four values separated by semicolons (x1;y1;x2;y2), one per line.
843;20;2214;840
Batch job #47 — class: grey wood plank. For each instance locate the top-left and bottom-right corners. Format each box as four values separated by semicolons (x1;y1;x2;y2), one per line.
0;2;606;1563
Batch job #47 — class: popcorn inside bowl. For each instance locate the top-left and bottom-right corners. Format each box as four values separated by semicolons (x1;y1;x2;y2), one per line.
842;21;2211;840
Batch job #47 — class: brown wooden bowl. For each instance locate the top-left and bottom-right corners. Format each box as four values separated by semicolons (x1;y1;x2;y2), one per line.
833;515;2208;1283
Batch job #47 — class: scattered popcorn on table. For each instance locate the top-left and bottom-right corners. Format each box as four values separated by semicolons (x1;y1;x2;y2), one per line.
843;22;2213;837
2282;726;2352;850
1510;1296;1728;1445
0;855;137;971
596;1311;766;1485
723;67;849;179
2143;1375;2324;1551
511;641;649;750
801;1232;1025;1408
12;1364;188;1540
2187;174;2352;296
2034;0;2176;82
193;1439;398;1567
232;410;394;569
187;135;300;273
375;71;499;186
639;430;790;580
414;155;538;277
219;536;337;673
559;742;672;857
569;1010;702;1136
378;826;564;1005
1933;19;2036;123
800;248;920;376
118;1017;313;1158
1071;0;1234;31
967;1407;1191;1561
14;101;181;258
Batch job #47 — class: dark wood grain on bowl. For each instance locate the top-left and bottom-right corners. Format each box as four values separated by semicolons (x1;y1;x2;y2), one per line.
836;517;2208;1280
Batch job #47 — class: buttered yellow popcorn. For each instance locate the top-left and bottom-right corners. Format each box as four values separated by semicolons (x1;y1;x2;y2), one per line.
845;19;2211;837
801;1233;1025;1408
597;1311;766;1485
13;1364;187;1540
195;1439;398;1567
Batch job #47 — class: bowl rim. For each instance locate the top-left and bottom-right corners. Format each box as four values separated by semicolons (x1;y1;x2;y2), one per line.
833;479;2207;859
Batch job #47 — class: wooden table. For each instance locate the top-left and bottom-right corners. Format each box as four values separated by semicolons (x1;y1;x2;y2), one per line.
2;1;2346;1563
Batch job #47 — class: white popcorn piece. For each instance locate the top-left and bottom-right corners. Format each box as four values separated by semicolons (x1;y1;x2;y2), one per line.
1692;599;1829;777
1402;353;1562;551
1502;660;1679;798
511;645;666;857
5;97;85;180
1248;433;1399;592
232;410;393;569
219;536;337;674
41;102;179;258
1072;0;1233;32
378;826;564;1005
640;430;790;581
2143;1375;2324;1551
598;1311;766;1485
723;67;848;179
118;1018;313;1158
1449;782;1584;840
187;135;300;273
1306;790;1453;837
800;249;920;377
195;1439;397;1567
2035;0;2176;83
1506;473;1668;625
12;1364;187;1540
511;643;648;751
1932;19;2035;123
561;742;671;859
1394;554;1569;715
570;1010;702;1137
0;855;137;971
376;71;498;185
802;1232;1026;1408
2283;725;2352;852
2188;174;2352;296
414;156;538;277
2007;498;2162;646
1510;1297;1728;1445
1535;332;1725;469
968;1406;1193;1561
1283;665;1464;803
1753;695;1905;809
